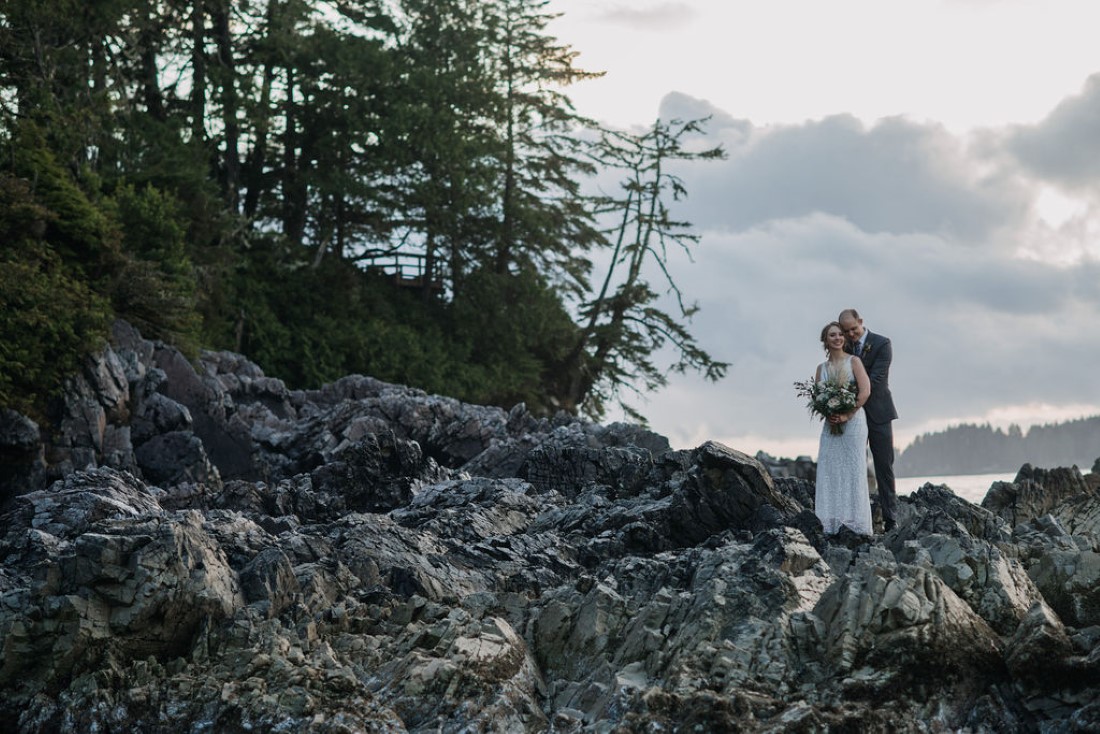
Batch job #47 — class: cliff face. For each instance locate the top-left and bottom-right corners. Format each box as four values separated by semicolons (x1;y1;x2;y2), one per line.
1;322;1099;733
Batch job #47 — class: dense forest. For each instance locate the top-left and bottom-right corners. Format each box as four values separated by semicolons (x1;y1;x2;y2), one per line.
0;0;727;424
895;415;1100;476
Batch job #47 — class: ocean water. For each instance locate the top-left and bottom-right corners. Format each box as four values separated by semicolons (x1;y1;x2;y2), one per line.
895;472;1016;505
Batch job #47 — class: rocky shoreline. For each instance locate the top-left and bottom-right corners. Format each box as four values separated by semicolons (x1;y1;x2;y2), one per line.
1;321;1099;732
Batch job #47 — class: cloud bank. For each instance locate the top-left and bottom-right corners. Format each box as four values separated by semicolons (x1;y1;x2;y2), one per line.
620;82;1100;460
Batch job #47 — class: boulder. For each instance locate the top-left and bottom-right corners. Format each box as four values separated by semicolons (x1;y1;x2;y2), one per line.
135;430;221;489
130;391;192;445
0;467;163;548
673;441;802;539
902;483;1012;543
240;546;300;617
0;506;243;703
522;424;658;499
893;532;1044;635
1021;535;1100;628
757;450;817;481
983;464;1095;528
309;431;449;515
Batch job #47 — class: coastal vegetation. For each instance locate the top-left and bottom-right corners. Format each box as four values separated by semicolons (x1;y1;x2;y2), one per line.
896;415;1100;476
0;0;726;422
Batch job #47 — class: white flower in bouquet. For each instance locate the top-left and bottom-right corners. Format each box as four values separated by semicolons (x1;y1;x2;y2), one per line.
794;376;859;435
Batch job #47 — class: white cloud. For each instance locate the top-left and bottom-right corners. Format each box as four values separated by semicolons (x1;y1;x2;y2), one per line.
596;3;697;31
1017;203;1100;266
1035;186;1087;228
659;93;1031;241
1007;74;1100;191
550;0;1100;132
601;95;1100;459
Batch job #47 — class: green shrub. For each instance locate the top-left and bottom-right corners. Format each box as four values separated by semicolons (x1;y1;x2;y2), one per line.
108;183;201;352
8;123;122;282
0;177;111;417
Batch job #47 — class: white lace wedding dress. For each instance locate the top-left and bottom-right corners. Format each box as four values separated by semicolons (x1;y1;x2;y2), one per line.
814;356;873;535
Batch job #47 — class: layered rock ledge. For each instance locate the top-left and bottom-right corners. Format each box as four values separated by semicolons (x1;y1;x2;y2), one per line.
1;322;1099;732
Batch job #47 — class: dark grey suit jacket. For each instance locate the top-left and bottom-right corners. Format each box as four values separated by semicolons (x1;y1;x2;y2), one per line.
848;331;898;425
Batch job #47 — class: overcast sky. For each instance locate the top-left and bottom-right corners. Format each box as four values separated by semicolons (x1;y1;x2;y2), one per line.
548;0;1100;461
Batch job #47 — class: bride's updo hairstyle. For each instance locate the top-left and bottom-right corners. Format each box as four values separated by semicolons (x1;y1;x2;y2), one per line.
820;321;842;350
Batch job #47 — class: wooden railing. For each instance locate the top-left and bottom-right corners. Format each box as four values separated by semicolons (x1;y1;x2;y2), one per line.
363;253;444;291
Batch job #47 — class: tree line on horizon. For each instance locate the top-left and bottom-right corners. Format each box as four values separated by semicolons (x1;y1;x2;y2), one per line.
0;0;728;424
895;415;1100;477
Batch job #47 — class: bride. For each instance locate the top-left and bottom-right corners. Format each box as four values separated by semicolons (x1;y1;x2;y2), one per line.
813;321;874;536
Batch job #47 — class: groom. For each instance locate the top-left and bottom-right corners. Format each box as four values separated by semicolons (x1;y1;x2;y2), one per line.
839;308;899;531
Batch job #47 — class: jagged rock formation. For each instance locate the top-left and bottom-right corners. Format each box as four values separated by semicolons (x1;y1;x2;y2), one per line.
1;322;1099;732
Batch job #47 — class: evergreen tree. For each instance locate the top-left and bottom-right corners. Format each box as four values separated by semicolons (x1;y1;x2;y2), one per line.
385;0;500;298
481;0;603;293
560;117;729;420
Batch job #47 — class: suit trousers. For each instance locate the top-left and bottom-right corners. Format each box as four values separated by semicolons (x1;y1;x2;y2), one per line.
867;418;897;523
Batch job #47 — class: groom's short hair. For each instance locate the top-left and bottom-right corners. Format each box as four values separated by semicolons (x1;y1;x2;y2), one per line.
839;308;861;321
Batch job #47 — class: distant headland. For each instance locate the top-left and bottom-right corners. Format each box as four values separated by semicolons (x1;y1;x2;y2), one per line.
895;417;1100;477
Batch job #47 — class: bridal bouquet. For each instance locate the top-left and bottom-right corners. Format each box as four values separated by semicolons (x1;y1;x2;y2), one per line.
794;377;858;435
